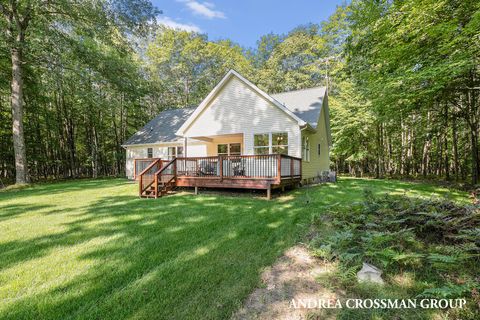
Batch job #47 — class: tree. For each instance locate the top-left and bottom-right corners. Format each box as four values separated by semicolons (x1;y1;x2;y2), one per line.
0;0;158;184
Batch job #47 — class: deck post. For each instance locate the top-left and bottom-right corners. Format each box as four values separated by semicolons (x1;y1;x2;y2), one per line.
194;186;198;195
290;157;294;179
276;154;281;184
183;137;187;157
266;185;271;200
219;155;223;182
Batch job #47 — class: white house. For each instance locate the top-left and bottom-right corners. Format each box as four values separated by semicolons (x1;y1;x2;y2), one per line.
123;70;331;197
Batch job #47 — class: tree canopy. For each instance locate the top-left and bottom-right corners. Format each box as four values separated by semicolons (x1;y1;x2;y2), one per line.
1;0;479;185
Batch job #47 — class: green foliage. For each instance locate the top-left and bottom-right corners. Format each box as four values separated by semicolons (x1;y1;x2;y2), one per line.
311;189;480;318
145;27;254;108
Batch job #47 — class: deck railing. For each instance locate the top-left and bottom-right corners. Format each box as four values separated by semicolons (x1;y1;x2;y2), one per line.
138;159;163;195
175;154;301;182
137;154;301;197
134;158;159;179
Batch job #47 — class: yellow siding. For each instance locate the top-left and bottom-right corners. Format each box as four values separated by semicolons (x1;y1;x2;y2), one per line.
301;106;330;181
204;134;243;156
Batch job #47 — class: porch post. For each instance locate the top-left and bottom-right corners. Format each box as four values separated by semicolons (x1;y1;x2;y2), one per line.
183;137;188;157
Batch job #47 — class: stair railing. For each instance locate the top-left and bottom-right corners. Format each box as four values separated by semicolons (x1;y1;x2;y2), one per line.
154;158;177;197
138;159;163;196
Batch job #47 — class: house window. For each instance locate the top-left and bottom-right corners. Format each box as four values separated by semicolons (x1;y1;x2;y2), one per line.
272;132;288;155
229;143;241;155
177;146;184;157
254;134;270;155
302;136;310;162
318;143;321;156
217;144;228;156
147;148;153;158
254;132;289;155
217;143;241;156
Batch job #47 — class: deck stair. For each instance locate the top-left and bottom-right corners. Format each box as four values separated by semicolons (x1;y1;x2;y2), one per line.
138;158;177;198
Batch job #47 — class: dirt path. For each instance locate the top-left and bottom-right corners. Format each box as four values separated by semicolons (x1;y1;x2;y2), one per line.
232;245;339;320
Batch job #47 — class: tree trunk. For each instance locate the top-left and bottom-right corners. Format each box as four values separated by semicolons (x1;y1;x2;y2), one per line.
11;46;29;184
452;114;459;180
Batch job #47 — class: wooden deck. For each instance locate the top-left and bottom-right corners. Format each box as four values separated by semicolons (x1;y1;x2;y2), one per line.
136;154;302;199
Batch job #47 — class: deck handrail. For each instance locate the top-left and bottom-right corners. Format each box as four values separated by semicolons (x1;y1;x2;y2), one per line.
138;158;162;177
175;154;301;180
154;158;175;176
176;154;301;160
153;158;177;198
133;158;160;179
138;158;162;196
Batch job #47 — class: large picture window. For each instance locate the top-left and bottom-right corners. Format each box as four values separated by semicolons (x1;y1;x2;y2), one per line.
254;134;270;155
254;132;289;155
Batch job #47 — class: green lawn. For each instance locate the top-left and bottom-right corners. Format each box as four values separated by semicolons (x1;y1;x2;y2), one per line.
0;178;468;319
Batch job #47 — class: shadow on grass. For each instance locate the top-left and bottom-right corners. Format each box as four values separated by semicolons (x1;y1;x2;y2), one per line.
1;191;309;319
0;203;53;221
0;178;129;200
0;178;467;320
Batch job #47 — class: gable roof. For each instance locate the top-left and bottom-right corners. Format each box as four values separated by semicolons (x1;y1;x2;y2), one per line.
122;108;195;146
271;86;327;129
176;69;307;136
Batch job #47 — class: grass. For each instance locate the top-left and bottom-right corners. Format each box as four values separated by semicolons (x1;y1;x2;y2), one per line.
0;177;469;319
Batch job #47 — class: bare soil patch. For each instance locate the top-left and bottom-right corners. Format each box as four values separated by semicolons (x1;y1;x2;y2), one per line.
232;245;339;320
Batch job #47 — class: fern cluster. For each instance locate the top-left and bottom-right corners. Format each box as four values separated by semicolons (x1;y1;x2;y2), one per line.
310;190;480;318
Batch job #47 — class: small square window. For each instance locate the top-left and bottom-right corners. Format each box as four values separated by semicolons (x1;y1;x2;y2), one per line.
217;144;228;155
229;143;241;155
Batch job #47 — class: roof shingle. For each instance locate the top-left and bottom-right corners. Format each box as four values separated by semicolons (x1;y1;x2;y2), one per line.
271;86;327;128
122;108;195;146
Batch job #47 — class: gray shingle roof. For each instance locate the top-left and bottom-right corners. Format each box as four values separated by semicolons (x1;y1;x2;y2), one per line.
123;108;195;146
270;86;327;128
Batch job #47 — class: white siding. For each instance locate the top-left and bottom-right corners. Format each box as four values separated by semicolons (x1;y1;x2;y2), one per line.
182;77;301;158
125;142;207;178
